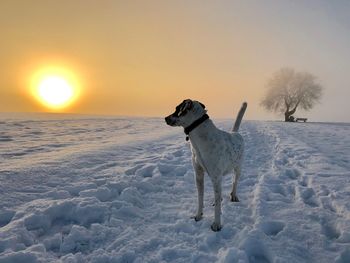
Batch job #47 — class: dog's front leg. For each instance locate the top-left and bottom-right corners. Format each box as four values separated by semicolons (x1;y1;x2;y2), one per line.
211;177;222;231
193;163;204;221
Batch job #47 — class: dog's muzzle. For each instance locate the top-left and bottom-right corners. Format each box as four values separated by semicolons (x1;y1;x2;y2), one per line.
165;115;176;126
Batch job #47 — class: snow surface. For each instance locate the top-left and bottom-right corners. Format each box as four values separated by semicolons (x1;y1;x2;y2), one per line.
0;115;350;262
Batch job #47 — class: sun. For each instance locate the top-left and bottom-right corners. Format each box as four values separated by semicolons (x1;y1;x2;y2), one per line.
38;76;74;108
30;66;80;111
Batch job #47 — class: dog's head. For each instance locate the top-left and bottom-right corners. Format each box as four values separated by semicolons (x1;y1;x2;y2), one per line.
165;99;206;127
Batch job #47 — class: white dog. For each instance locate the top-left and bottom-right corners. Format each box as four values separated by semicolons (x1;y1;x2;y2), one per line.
165;99;247;231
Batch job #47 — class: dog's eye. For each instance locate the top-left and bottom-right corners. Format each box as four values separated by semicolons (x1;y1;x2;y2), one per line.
178;104;189;117
174;100;192;117
174;105;186;117
177;109;187;117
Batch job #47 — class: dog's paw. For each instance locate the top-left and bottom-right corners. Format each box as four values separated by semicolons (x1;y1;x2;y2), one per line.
191;213;203;222
230;194;239;202
211;222;222;232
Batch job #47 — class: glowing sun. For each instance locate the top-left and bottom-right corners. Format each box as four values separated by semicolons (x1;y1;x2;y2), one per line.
30;66;80;111
38;76;74;108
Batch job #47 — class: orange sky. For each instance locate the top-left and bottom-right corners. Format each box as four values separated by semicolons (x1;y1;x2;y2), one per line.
1;0;350;121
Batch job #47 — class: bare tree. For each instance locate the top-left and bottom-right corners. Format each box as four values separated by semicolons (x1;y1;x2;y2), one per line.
261;68;323;122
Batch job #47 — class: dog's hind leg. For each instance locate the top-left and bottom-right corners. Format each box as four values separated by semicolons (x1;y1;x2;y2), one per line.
192;163;204;221
230;166;241;202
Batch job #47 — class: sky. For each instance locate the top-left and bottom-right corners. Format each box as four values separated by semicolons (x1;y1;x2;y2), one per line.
0;0;349;122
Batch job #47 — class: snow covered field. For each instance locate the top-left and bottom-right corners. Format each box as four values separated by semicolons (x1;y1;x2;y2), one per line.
0;114;349;263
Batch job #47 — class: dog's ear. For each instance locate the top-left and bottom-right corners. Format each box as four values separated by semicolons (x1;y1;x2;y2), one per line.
199;102;205;109
181;99;193;110
186;99;193;109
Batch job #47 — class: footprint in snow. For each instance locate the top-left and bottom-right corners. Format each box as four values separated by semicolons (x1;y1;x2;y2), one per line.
261;221;285;236
284;168;301;180
320;219;341;240
0;210;15;227
320;197;337;214
300;188;319;207
298;176;309;187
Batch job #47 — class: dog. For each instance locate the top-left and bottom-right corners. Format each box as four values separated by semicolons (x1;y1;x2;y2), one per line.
165;99;247;231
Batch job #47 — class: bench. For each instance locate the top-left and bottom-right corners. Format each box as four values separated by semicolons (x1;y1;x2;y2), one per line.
295;118;307;122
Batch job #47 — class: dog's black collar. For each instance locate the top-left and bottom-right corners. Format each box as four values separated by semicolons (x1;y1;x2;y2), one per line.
184;114;209;141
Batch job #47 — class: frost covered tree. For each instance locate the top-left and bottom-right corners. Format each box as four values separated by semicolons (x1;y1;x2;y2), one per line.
261;68;323;122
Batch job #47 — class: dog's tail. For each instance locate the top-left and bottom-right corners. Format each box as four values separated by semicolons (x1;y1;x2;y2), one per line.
232;102;247;132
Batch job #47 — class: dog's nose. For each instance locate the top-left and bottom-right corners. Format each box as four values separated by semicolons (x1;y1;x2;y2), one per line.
165;116;174;126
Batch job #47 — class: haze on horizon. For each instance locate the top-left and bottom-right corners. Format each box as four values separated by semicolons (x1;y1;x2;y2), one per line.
1;0;349;122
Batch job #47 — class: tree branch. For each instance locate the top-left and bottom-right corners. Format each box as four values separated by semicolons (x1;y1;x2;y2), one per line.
284;98;290;113
288;100;300;115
